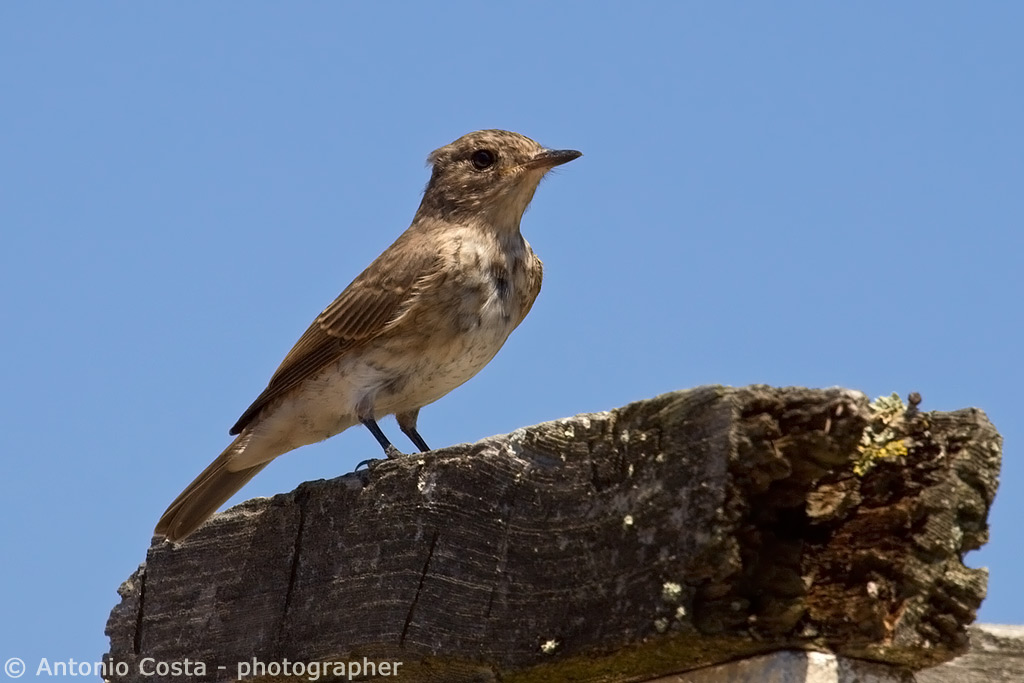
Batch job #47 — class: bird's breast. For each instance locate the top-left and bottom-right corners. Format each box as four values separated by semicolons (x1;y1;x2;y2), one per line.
368;230;542;412
448;231;539;337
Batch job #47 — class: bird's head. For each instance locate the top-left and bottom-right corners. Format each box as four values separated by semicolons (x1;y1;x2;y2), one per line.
418;129;581;230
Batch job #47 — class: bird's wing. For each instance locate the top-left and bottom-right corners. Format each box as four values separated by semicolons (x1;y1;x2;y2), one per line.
229;231;444;435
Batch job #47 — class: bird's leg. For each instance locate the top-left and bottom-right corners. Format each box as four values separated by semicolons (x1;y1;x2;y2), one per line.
403;428;431;453
360;417;404;459
396;409;431;453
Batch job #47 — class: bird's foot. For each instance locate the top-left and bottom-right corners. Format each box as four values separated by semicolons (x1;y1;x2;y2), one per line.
355;445;405;471
354;458;381;471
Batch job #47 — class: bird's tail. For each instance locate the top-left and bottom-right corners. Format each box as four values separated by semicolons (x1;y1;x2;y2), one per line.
154;436;270;542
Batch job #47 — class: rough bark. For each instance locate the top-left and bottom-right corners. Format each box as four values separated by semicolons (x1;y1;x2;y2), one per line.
105;386;1001;682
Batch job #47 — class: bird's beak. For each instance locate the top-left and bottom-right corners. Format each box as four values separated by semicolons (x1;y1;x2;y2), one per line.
523;148;583;171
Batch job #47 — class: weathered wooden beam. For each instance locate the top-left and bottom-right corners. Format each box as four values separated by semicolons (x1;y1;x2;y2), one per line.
105;386;1001;682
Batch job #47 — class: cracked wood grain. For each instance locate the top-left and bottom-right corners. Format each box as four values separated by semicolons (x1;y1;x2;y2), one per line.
401;528;439;648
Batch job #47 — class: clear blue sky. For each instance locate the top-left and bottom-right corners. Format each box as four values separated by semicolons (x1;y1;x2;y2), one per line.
2;2;1022;670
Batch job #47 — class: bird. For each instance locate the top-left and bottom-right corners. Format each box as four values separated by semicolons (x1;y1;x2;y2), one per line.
155;129;581;541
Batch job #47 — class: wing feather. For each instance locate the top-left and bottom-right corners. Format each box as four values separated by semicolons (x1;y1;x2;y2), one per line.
229;231;442;435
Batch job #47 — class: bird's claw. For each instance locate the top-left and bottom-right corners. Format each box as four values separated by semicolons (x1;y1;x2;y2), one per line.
385;445;405;459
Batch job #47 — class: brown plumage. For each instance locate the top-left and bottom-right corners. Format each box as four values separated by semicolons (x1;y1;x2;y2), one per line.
155;130;580;542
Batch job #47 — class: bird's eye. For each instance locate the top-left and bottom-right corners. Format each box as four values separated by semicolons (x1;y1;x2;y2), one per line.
471;149;496;170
